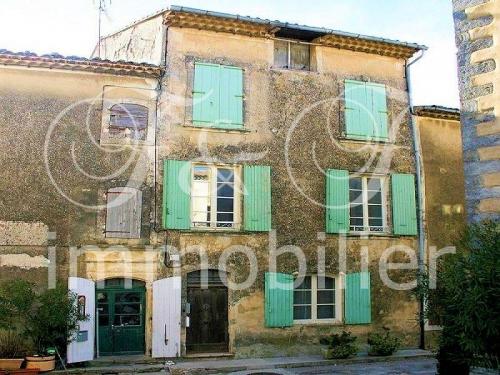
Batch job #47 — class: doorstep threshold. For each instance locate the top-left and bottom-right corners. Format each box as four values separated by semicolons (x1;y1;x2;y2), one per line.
184;352;234;359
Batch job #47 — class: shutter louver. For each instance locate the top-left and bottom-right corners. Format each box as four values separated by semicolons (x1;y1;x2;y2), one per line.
193;63;220;126
325;169;350;233
345;272;372;324
244;165;271;232
219;66;243;128
265;272;293;328
391;173;418;235
163;160;191;230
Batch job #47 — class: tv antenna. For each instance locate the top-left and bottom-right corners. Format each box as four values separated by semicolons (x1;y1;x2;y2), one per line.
95;0;112;58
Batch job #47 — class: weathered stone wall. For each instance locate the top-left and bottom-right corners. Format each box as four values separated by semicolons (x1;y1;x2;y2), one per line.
453;0;500;222
0;67;158;288
93;14;165;65
159;27;420;356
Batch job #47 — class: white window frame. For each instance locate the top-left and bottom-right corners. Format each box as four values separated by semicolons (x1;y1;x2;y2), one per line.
349;175;388;234
293;275;343;325
190;164;242;231
273;39;311;71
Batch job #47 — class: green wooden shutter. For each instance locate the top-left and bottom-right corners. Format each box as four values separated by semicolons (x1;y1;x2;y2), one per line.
325;169;349;233
368;83;388;141
345;272;371;324
345;80;371;139
163;160;191;230
219;66;243;128
265;272;293;328
244;165;271;231
193;63;220;126
391;173;418;235
345;80;388;141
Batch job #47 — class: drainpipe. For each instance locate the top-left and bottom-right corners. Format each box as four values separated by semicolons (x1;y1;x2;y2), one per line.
404;49;426;350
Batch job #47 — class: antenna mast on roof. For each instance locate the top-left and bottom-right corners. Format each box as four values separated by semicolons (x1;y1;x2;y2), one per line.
96;0;111;58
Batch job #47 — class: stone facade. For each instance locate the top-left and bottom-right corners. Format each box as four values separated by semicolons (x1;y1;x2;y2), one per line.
0;7;453;359
453;0;500;222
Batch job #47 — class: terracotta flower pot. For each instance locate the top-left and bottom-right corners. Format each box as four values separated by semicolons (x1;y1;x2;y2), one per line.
25;356;55;372
0;358;24;370
9;370;40;375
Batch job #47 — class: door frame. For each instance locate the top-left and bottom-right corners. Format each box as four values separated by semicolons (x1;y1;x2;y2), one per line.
96;279;146;356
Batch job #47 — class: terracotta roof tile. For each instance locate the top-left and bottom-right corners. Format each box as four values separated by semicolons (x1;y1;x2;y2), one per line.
0;49;162;78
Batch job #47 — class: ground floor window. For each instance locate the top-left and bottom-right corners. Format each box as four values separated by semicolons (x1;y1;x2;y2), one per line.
293;275;339;323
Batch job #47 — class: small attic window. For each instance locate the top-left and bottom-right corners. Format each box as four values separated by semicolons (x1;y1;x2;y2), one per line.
274;40;310;71
109;103;148;130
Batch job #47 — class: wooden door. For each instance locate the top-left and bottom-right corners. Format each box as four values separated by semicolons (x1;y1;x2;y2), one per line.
186;287;228;353
96;279;146;356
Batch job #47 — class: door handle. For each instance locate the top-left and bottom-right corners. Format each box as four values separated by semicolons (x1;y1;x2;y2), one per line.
164;324;169;346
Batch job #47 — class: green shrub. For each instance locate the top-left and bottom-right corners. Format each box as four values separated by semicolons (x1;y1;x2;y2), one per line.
320;331;358;359
0;280;35;330
367;328;400;356
419;221;500;373
26;284;82;356
0;330;28;358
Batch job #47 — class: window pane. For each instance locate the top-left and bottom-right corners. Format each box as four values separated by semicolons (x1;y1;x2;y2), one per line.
217;168;234;183
115;292;141;303
368;191;382;204
115;303;140;314
294;290;311;305
367;178;381;191
350;204;364;218
98;314;109;326
317;276;334;290
293;305;311;320
369;218;383;227
317;305;335;319
193;166;210;181
217;184;234;198
97;292;108;303
349;190;363;204
368;205;382;218
296;276;311;289
217;197;234;212
349;177;362;190
317;290;334;304
290;42;310;70
114;315;140;326
216;212;234;223
350;217;364;226
274;40;288;68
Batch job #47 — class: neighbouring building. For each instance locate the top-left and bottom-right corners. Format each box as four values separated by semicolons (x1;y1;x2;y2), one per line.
414;106;466;251
1;6;443;361
413;106;466;340
453;0;500;222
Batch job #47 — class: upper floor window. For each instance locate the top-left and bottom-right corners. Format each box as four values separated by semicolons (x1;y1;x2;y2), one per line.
192;63;244;129
109;103;148;130
191;165;240;229
349;176;386;233
344;80;388;141
105;187;142;238
294;275;337;322
273;40;310;71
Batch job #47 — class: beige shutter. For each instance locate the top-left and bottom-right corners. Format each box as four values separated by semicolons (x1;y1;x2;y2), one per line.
105;187;142;238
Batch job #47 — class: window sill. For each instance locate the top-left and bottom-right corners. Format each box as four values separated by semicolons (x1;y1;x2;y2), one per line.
183;124;251;134
339;136;392;145
293;319;343;326
271;67;317;74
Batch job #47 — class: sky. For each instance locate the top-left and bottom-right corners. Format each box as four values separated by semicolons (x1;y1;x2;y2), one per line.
0;0;459;107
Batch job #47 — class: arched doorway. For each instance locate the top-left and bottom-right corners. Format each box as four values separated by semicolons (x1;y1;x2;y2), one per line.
96;278;146;356
186;270;229;353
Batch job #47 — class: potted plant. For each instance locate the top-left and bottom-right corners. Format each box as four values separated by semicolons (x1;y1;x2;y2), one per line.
320;331;358;359
25;284;82;372
367;327;401;356
0;330;28;370
0;280;34;370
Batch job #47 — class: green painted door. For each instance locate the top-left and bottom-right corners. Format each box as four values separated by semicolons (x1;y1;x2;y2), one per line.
96;279;146;356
